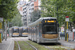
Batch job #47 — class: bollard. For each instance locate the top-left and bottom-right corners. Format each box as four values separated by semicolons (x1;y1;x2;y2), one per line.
0;22;2;43
67;33;68;42
0;33;1;43
73;32;74;41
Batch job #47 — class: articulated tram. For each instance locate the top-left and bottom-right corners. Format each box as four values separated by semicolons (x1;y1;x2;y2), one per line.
19;27;28;37
9;26;19;37
28;17;59;43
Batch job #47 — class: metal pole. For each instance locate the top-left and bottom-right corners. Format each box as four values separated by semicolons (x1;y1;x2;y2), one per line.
8;21;9;37
65;22;67;41
5;20;7;41
67;21;68;42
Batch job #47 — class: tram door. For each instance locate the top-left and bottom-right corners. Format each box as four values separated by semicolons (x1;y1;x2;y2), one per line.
36;25;39;39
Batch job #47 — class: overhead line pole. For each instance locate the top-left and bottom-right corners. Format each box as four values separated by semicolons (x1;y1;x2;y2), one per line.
5;20;7;41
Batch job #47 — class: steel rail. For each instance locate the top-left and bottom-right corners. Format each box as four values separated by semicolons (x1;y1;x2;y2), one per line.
25;41;37;50
43;45;54;50
16;41;21;50
43;43;61;50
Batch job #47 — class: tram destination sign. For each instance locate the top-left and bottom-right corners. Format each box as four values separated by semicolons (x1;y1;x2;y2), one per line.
45;20;56;23
65;16;69;21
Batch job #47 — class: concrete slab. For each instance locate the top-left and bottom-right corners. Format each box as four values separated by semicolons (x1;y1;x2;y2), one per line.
58;40;75;49
0;38;14;50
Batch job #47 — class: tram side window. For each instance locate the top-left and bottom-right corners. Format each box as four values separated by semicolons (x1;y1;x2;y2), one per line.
39;24;42;33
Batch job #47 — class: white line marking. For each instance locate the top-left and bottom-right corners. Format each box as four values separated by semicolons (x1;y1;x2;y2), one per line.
7;40;13;50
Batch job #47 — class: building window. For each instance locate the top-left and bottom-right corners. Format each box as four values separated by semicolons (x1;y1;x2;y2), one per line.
32;8;34;10
23;8;26;11
31;4;34;6
23;11;27;14
23;19;27;21
25;15;27;17
32;0;37;2
34;0;37;2
24;22;27;25
26;4;28;6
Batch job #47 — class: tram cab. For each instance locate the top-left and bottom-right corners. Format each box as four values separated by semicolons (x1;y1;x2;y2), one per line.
10;26;19;37
28;17;59;43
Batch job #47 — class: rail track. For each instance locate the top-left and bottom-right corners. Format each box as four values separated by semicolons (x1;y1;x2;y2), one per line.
25;41;37;50
43;43;72;50
16;41;21;50
41;43;61;50
15;40;71;50
15;40;37;50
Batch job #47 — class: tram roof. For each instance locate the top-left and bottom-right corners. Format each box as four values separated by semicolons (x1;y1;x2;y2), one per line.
11;26;19;28
28;17;56;27
19;27;28;29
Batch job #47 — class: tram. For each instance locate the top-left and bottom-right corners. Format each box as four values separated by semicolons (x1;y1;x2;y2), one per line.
9;26;19;37
19;27;28;37
28;17;59;43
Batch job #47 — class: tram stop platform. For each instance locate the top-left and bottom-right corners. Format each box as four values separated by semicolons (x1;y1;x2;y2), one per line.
0;38;14;50
58;39;75;49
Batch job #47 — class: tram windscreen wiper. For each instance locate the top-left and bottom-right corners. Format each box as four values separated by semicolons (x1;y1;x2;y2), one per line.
46;32;56;34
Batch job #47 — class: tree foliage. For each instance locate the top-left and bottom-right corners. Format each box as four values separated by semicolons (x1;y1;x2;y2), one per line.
11;13;23;27
41;0;75;26
0;0;19;20
31;10;41;22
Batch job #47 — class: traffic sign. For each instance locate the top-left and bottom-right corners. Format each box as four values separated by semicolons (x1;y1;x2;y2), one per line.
66;16;69;18
73;29;75;32
65;16;69;21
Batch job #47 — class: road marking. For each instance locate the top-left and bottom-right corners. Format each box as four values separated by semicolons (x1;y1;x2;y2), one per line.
7;39;13;50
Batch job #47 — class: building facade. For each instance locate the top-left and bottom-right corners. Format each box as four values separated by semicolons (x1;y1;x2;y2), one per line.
17;0;40;26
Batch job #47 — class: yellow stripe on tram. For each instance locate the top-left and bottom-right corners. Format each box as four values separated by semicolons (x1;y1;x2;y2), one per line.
13;33;19;35
22;33;28;35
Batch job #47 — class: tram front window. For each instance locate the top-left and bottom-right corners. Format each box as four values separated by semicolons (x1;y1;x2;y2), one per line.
23;29;27;32
43;25;57;34
14;29;18;33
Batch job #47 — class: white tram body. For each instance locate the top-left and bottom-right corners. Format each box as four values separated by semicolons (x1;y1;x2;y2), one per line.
19;27;28;37
9;26;19;37
28;17;59;43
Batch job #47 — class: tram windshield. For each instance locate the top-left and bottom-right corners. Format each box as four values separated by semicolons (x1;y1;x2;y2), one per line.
23;29;27;32
43;25;57;34
14;29;18;33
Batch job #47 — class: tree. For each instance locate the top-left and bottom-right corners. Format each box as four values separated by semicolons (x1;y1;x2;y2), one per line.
0;0;19;20
11;13;23;27
41;0;75;26
31;10;41;22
